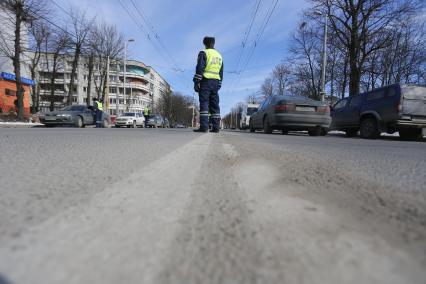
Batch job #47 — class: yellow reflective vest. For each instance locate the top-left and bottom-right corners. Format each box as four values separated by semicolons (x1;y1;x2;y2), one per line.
96;101;103;111
203;49;222;80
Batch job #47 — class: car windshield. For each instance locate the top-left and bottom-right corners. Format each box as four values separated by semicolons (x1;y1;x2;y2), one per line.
247;107;258;115
123;113;136;117
59;105;85;112
59;106;73;111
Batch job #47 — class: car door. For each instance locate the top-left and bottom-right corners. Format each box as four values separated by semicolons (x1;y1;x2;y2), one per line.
330;98;349;128
81;106;94;124
136;113;143;125
344;95;364;127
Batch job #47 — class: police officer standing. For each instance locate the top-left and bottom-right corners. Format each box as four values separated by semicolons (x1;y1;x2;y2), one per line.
193;36;223;133
93;97;104;128
143;105;150;128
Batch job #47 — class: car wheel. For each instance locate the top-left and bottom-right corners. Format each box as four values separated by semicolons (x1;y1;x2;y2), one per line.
74;116;83;128
360;117;379;139
308;127;321;136
102;119;109;128
399;128;422;141
282;129;288;135
115;125;120;128
345;129;358;137
263;117;272;134
320;128;327;136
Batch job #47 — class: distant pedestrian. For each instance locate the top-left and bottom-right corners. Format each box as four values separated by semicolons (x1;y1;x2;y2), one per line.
93;98;104;128
143;105;150;128
193;36;223;133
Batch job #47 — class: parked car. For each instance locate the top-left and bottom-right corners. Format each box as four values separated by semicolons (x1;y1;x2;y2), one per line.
147;115;163;128
39;105;110;128
115;112;145;128
250;95;331;135
173;123;186;128
330;84;426;140
240;103;259;130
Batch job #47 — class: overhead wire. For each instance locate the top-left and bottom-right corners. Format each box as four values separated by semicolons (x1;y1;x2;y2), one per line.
227;0;278;96
118;0;191;91
225;0;263;96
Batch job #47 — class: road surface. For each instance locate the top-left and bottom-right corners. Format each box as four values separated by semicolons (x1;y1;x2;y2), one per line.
0;128;425;284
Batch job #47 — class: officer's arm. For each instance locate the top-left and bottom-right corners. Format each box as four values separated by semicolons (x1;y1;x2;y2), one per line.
193;51;206;83
219;62;224;88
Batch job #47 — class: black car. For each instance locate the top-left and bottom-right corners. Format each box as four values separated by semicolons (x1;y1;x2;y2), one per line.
250;95;331;135
330;84;426;140
39;105;110;128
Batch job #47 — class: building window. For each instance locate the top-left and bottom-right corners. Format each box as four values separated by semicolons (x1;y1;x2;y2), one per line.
83;75;88;81
109;87;116;93
83;87;87;92
5;89;16;96
72;96;78;103
109;75;116;82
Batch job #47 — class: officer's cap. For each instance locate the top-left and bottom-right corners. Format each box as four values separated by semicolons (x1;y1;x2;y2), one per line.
203;36;215;47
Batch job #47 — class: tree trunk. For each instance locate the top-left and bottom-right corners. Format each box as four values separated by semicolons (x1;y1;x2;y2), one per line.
86;55;94;106
13;1;25;120
50;55;59;111
68;46;80;105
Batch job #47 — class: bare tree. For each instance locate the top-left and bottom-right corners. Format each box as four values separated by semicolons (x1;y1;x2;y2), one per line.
260;77;274;98
0;0;46;120
45;28;71;111
272;63;291;96
91;22;123;103
28;19;49;111
288;21;322;98
66;8;94;105
312;0;416;96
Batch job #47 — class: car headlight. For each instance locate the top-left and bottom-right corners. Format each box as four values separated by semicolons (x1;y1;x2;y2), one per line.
57;114;71;117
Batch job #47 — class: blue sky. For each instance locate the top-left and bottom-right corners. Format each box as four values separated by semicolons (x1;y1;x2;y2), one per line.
54;0;310;113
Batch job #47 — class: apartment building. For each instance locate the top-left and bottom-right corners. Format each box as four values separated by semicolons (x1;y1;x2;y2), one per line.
34;53;171;115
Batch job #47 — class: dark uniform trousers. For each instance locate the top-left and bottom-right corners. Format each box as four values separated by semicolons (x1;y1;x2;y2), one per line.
95;109;103;128
199;79;221;130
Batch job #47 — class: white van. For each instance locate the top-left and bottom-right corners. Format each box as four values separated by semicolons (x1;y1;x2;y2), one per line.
240;103;259;130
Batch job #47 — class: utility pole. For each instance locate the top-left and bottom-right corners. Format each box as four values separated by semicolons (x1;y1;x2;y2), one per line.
316;11;328;102
105;56;110;111
123;39;134;112
115;62;119;117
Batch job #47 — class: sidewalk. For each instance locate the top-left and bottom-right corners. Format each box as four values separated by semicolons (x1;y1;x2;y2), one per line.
0;122;43;128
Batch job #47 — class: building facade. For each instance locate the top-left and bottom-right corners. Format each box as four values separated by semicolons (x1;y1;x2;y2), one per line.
0;1;32;118
33;53;171;115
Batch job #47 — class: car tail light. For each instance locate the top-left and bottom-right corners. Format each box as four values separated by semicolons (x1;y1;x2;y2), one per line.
275;103;295;112
317;106;330;113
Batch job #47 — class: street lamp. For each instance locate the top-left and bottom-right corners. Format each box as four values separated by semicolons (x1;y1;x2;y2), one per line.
314;11;328;102
119;38;134;114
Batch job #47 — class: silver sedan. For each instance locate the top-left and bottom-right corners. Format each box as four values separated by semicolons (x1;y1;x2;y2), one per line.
250;95;331;135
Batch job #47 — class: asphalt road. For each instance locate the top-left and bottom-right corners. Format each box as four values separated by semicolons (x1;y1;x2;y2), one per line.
0;128;425;284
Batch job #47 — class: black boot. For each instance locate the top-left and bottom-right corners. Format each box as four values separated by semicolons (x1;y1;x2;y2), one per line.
193;128;208;133
211;129;220;133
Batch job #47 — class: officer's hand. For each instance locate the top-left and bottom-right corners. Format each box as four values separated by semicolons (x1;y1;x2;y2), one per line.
194;82;201;93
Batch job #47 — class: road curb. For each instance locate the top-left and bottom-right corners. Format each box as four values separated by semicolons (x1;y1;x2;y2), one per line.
0;123;43;128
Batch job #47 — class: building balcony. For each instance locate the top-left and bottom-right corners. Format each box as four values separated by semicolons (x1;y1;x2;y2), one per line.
40;90;66;96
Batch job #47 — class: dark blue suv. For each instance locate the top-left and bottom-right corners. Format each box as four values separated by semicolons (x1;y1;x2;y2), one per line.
331;84;426;140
